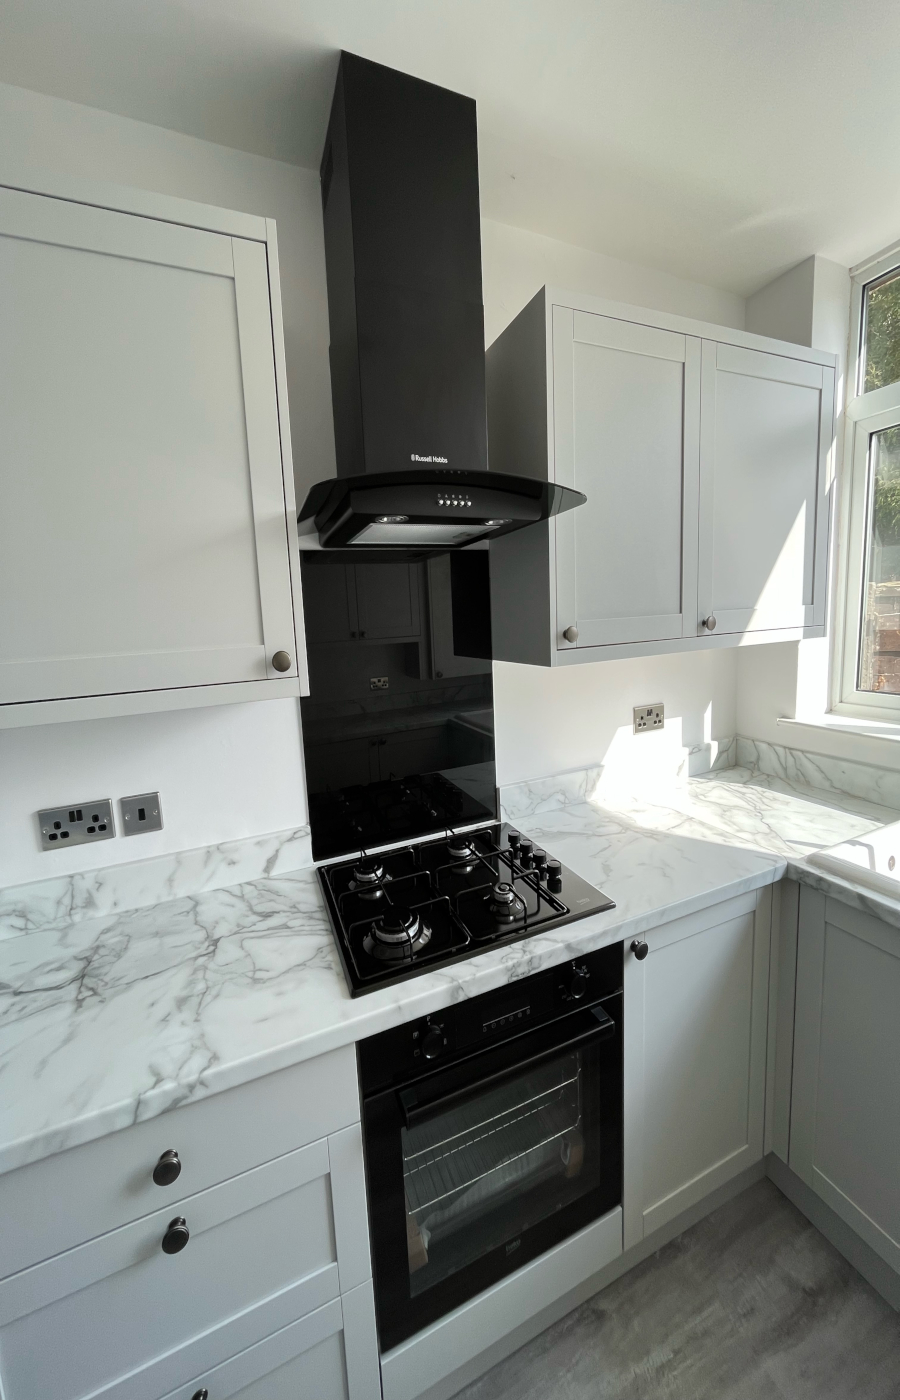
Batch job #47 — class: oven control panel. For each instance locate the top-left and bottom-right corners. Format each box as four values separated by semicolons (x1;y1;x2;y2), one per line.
358;941;623;1094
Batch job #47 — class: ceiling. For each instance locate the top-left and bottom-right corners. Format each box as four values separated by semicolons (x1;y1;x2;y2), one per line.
3;0;900;295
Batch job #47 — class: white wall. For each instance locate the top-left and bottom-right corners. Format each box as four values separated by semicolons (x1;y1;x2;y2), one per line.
737;255;857;766
0;80;747;881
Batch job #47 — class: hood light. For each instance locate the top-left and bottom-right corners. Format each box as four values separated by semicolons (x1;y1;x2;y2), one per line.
376;515;409;524
484;519;511;526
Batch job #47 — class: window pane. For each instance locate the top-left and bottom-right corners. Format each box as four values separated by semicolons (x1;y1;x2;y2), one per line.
862;269;900;393
859;425;900;693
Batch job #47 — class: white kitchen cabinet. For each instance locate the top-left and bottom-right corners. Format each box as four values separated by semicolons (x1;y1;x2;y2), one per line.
0;1045;380;1400
0;174;306;727
699;342;832;635
486;287;835;665
622;888;771;1248
790;889;900;1277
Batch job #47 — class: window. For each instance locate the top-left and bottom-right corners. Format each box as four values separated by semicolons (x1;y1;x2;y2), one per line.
836;244;900;718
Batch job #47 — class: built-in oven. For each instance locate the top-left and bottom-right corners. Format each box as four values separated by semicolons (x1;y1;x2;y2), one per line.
359;941;623;1352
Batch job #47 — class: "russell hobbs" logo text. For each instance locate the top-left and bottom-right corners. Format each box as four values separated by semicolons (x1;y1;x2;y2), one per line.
411;453;448;464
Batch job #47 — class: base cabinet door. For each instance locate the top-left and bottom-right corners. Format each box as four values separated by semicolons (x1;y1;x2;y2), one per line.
790;891;900;1276
623;890;771;1249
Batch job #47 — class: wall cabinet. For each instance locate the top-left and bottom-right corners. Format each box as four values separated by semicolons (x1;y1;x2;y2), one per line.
487;287;835;666
0;1046;380;1400
303;559;423;645
0;175;306;727
623;889;771;1248
790;890;900;1278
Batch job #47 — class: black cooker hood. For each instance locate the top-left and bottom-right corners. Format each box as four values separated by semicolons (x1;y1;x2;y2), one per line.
299;52;585;550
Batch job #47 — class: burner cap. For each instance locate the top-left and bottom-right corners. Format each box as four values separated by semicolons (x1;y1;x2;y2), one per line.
353;857;384;884
447;836;475;860
364;904;432;962
489;881;527;923
374;906;420;942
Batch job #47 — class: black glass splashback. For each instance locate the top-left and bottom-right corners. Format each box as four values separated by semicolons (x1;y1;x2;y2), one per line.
299;548;497;860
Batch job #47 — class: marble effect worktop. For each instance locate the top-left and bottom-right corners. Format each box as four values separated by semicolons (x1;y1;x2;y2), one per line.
3;763;900;1178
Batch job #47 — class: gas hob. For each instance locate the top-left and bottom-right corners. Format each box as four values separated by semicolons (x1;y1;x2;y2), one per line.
317;822;616;996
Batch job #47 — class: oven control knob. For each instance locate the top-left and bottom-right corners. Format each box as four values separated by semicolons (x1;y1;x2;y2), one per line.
546;859;563;892
568;970;588;1000
422;1026;445;1061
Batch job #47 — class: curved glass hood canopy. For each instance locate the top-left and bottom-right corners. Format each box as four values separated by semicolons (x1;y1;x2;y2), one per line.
298;469;586;549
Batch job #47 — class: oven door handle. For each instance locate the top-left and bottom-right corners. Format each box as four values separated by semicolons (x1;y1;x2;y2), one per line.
398;1002;615;1130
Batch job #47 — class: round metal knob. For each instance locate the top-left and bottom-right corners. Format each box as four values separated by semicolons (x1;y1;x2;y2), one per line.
701;615;717;632
631;939;649;961
422;1026;445;1061
152;1149;182;1187
192;1391;209;1400
568;970;588;1000
563;625;579;643
161;1216;190;1255
271;650;293;672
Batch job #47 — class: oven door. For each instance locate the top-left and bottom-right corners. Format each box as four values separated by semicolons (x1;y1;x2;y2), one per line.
363;994;622;1351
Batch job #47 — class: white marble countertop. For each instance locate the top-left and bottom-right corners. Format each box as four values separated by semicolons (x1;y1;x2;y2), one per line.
2;764;899;1177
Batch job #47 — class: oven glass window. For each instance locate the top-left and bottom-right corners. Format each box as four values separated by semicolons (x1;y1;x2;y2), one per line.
402;1048;599;1296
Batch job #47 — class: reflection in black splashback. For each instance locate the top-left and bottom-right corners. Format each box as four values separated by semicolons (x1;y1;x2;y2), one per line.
299;549;497;861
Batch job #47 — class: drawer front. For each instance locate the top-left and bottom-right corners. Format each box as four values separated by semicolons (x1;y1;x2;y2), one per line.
160;1297;348;1400
0;1141;339;1400
0;1044;359;1279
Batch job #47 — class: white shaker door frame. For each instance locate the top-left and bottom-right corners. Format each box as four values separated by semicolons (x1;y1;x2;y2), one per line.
0;185;297;706
553;306;701;651
698;341;832;637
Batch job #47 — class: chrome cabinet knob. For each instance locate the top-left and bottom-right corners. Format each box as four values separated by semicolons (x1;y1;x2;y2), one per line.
152;1149;181;1187
563;625;579;643
271;650;293;672
701;615;717;632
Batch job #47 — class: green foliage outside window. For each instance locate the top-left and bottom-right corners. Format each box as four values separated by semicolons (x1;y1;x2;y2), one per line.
872;426;900;550
864;271;900;393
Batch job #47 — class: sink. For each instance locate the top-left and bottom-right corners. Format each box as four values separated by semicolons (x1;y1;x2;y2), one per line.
807;819;900;899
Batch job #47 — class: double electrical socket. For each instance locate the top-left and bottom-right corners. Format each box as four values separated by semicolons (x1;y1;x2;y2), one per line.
38;791;163;852
633;703;665;734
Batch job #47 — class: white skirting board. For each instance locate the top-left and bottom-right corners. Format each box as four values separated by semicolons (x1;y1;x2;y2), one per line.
383;1161;767;1400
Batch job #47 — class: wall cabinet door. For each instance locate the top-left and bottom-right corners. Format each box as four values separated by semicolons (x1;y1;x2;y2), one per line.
553;307;701;650
790;891;900;1277
0;184;299;716
698;342;833;635
623;890;771;1249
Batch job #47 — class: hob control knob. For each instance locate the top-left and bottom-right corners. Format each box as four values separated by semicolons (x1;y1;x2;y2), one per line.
568;970;588;1000
631;939;649;961
152;1149;182;1187
422;1026;445;1061
532;849;548;874
546;859;563;892
507;830;521;850
518;838;534;867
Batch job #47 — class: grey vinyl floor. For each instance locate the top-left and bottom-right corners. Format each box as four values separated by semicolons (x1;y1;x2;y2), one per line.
452;1180;900;1400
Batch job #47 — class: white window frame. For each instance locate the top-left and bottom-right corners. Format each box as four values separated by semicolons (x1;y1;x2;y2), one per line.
833;240;900;722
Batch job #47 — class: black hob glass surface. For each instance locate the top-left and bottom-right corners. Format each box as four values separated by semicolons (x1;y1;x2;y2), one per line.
318;823;616;995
